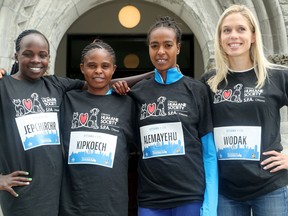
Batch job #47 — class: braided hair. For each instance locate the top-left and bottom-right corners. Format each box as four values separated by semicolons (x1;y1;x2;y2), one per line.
11;29;50;74
80;39;116;65
146;16;182;45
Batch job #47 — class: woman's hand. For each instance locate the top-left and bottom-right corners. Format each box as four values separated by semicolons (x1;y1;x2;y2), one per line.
0;171;32;197
261;150;288;172
0;68;7;78
112;80;130;95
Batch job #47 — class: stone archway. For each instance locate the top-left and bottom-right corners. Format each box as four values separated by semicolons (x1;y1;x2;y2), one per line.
0;0;287;73
0;3;288;216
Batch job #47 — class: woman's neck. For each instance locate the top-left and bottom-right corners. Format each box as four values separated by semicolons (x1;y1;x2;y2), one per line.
11;72;41;81
87;87;110;96
157;70;167;83
228;56;253;72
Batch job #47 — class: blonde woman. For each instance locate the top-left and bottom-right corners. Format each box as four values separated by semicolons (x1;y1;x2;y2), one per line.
201;4;288;216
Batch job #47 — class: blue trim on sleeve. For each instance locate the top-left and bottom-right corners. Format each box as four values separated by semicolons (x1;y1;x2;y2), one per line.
154;67;183;84
200;132;218;216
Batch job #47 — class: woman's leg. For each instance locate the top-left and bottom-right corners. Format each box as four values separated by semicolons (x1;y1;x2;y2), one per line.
218;194;251;216
172;202;202;216
252;186;288;216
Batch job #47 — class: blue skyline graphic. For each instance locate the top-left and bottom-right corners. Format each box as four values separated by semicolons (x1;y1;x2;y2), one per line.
218;144;260;160
143;140;184;158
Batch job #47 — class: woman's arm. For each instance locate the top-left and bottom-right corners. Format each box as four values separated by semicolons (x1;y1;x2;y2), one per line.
201;132;218;216
111;71;153;87
111;71;154;95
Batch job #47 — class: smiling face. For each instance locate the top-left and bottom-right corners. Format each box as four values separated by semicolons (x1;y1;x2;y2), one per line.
220;12;255;63
80;48;116;95
15;33;50;81
148;27;180;74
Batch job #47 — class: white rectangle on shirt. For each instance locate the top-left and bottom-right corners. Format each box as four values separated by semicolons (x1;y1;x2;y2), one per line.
214;126;261;161
140;122;185;159
68;131;117;168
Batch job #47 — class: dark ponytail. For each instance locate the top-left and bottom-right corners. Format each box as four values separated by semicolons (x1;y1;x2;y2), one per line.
10;62;19;75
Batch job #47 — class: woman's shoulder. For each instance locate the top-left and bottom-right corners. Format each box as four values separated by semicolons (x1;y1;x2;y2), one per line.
267;66;288;80
199;69;216;83
0;75;10;87
42;74;68;82
182;75;211;94
131;75;154;89
267;65;288;73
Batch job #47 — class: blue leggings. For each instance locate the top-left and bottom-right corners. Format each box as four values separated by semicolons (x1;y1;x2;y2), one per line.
138;202;203;216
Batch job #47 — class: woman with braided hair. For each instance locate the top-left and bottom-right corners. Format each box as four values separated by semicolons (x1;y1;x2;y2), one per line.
113;16;218;216
59;39;137;216
0;29;85;216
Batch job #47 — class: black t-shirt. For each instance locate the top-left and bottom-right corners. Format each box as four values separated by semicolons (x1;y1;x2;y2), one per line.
59;90;137;216
201;68;288;200
130;75;213;208
0;75;84;216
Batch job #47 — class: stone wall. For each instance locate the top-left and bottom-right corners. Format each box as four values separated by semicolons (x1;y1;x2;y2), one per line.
268;54;288;154
280;0;288;45
268;54;288;66
0;1;287;214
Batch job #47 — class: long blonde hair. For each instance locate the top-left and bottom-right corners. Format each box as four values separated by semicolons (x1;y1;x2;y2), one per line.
208;4;272;92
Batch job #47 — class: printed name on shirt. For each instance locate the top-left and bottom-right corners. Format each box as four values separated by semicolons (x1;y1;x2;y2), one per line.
24;121;56;135
224;136;247;145
76;140;107;151
144;132;177;144
140;122;185;159
214;126;261;161
140;96;187;120
213;84;265;104
15;112;60;151
68;131;117;167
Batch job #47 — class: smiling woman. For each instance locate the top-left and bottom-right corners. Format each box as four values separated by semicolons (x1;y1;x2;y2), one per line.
79;39;116;95
220;12;255;64
59;39;137;216
13;34;50;80
0;29;84;216
200;5;288;216
112;16;218;216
